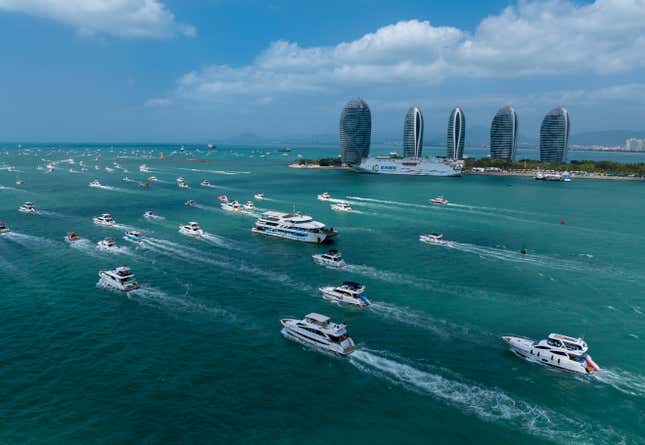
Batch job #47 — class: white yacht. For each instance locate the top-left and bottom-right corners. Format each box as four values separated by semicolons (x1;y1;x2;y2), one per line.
139;164;150;173
123;230;142;243
179;221;204;237
252;211;338;243
200;180;210;187
143;211;155;219
185;199;196;207
66;231;80;243
430;196;448;205
147;176;158;182
19;202;39;214
122;176;130;182
221;200;243;212
312;249;346;268
317;192;331;201
254;193;265;200
243;201;255;211
89;179;102;188
330;201;352;212
16;180;24;185
280;313;356;356
98;265;140;292
178;181;189;189
319;281;370;307
97;237;117;251
176;176;185;183
419;233;446;245
502;333;600;374
93;213;116;226
0;220;10;234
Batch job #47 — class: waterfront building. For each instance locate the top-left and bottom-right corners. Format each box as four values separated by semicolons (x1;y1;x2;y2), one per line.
625;138;644;151
339;99;372;165
490;106;518;160
539;107;570;163
403;106;424;158
447;107;465;160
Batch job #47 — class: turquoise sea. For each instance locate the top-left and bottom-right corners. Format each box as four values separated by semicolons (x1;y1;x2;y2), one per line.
1;144;644;444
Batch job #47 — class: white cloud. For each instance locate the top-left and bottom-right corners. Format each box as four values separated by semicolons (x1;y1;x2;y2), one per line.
0;0;195;38
165;0;645;101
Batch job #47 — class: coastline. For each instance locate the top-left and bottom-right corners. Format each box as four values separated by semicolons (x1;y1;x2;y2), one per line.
465;170;645;181
288;163;351;170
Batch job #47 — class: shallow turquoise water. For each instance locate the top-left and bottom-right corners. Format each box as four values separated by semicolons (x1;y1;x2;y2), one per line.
1;145;644;444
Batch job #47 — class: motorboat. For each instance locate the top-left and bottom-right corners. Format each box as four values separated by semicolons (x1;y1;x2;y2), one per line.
147;176;158;182
97;237;117;251
430;196;448;205
419;233;446;245
221;200;243;212
252;211;338;243
200;180;210;187
19;202;39;214
139;164;150;172
502;333;600;374
312;249;346;268
179;221;204;237
254;193;265;200
176;176;185;183
16;180;24;185
123;230;142;243
280;313;356;356
185;199;196;207
330;201;352;212
143;211;155;219
317;192;331;201
93;213;116;226
66;231;80;242
319;281;370;307
105;167;114;173
178;181;189;189
98;265;140;292
122;176;130;181
89;180;102;188
243;201;255;211
218;195;229;202
0;220;10;234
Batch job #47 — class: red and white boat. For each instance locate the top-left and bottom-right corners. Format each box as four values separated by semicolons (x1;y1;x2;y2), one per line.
429;196;448;205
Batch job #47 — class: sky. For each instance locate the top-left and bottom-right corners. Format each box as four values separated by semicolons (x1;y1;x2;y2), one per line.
0;0;644;143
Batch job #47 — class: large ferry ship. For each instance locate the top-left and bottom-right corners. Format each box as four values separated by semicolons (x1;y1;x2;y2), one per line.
252;211;337;243
356;157;462;176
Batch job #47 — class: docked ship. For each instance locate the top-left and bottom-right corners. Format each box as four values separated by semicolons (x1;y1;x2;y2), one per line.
252;211;337;243
356;157;462;176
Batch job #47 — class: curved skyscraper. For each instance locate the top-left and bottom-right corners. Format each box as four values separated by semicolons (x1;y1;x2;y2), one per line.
490;106;519;160
447;107;465;160
403;106;424;158
539;107;570;163
339;99;371;165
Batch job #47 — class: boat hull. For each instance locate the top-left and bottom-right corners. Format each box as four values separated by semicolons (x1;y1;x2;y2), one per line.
252;226;334;244
356;157;462;176
502;336;593;374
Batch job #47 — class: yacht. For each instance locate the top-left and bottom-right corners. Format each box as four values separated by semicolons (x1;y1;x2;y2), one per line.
221;200;243;212
89;179;102;188
139;164;150;173
97;237;117;251
252;211;338;243
123;230;142;243
179;221;204;237
176;176;185;183
319;281;370;307
312;249;346;268
419;233;446;245
317;192;331;201
0;220;10;234
122;176;130;182
200;180;210;187
147;176;158;182
254;193;265;200
280;313;356;356
93;213;116;226
16;180;24;185
66;231;80;242
243;201;255;211
143;211;155;219
185;199;196;207
98;265;140;292
19;202;39;214
502;333;601;374
430;196;448;205
178;181;189;189
330;201;352;212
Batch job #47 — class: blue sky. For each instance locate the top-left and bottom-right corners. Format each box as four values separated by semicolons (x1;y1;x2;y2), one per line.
0;0;644;143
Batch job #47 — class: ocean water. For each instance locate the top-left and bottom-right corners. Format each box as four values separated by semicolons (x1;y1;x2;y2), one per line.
1;144;644;445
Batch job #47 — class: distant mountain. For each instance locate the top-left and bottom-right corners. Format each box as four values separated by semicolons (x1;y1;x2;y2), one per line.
570;130;645;146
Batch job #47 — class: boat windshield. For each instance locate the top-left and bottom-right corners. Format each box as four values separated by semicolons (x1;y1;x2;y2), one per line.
547;338;562;348
329;333;349;343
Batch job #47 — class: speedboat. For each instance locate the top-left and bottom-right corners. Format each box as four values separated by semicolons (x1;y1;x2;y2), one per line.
252;211;337;243
331;201;352;212
419;233;446;245
218;195;229;202
147;176;157;182
93;213;116;226
98;265;140;292
430;196;448;205
221;200;243;212
89;180;102;188
319;281;370;307
179;221;204;237
185;199;196;207
122;176;130;182
66;231;80;242
200;180;210;187
243;201;255;211
139;164;150;172
280;313;356;356
143;211;155;219
317;192;331;201
312;249;346;268
123;230;142;243
178;181;189;189
254;193;265;200
0;220;10;234
16;180;24;185
97;237;117;251
19;202;39;214
502;333;601;374
176;176;185;183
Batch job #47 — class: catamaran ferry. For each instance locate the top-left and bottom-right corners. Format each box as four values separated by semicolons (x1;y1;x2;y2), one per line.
356;157;462;176
252;211;337;243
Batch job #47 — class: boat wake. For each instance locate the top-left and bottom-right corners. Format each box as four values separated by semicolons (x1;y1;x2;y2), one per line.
3;232;57;248
92;185;137;194
113;223;142;232
592;368;645;397
0;185;26;192
201;232;239;250
178;167;251;175
345;264;434;291
350;350;624;445
346;195;427;210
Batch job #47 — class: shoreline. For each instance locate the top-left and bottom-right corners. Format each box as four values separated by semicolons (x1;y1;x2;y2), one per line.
464;170;645;181
288;163;351;170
